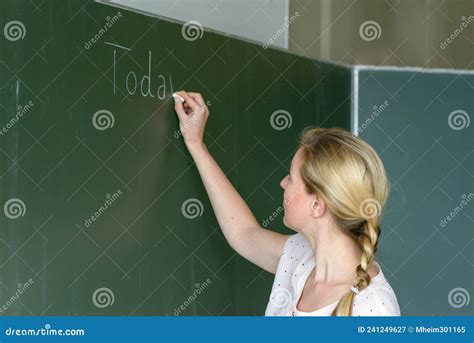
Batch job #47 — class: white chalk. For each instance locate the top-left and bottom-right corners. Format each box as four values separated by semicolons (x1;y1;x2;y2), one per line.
172;93;185;103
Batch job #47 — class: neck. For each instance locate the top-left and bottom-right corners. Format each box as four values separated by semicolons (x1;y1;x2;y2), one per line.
304;224;363;285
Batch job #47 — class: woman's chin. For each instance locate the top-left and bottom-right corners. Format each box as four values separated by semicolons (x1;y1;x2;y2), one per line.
282;216;297;232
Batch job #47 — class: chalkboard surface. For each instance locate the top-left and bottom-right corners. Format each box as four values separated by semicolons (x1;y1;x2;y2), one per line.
357;68;474;316
0;1;351;315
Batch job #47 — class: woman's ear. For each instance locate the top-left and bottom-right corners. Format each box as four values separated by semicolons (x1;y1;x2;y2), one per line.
309;194;325;218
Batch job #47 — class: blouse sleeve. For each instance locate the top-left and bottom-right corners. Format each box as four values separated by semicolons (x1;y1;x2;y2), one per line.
352;285;401;316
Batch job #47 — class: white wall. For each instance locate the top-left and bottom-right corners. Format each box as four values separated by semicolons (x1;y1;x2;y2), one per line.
107;0;289;49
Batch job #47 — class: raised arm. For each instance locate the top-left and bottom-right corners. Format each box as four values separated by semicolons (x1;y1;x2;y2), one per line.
173;91;289;274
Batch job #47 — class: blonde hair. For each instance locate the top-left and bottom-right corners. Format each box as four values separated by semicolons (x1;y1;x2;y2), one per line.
298;127;390;316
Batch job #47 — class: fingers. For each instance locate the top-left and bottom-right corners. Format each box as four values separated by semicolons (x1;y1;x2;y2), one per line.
173;91;209;122
173;94;188;122
175;91;199;111
188;92;209;119
188;92;206;107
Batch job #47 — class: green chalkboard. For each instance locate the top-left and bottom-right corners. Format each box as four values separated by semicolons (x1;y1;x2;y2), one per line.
357;68;474;316
0;0;351;315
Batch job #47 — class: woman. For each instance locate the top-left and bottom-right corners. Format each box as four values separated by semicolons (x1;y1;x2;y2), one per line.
173;91;401;316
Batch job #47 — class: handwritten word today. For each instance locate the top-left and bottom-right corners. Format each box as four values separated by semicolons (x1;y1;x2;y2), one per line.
108;43;174;99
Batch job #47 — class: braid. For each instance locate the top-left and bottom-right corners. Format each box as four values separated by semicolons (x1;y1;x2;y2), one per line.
331;220;381;316
297;127;389;316
354;220;379;290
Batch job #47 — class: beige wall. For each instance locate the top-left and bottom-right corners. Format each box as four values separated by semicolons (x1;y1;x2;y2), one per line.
289;0;473;70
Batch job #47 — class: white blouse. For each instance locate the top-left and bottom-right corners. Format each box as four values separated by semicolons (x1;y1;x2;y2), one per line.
265;233;401;316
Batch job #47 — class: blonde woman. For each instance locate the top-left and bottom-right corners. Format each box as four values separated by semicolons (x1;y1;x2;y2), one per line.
173;91;401;316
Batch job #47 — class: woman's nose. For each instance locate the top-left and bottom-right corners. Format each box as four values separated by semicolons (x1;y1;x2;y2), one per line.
280;176;288;189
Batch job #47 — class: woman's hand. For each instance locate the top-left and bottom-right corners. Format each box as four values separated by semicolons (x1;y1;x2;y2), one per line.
173;91;210;148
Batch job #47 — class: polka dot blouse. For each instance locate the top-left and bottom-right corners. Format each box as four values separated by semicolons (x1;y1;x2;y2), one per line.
265;233;401;316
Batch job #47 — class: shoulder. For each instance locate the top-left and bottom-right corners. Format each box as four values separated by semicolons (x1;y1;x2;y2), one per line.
283;232;310;250
280;233;312;263
265;233;314;315
274;232;313;286
352;279;401;316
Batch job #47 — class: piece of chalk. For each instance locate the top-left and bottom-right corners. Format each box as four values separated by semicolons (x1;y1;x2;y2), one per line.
172;93;185;103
